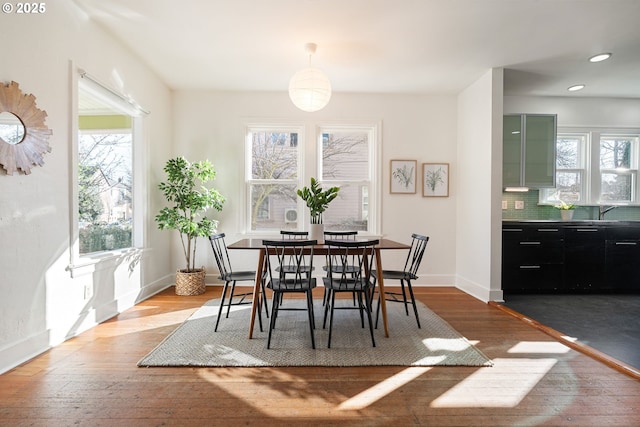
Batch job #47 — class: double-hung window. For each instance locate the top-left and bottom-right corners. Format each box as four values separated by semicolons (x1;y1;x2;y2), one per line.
541;129;640;205
245;122;380;234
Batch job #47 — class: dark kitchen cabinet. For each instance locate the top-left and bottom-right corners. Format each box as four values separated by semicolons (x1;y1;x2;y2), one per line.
502;224;564;293
563;226;605;293
605;226;640;292
502;221;640;294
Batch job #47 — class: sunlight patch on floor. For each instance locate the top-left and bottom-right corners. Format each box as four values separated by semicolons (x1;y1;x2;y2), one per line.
508;341;571;354
338;367;432;410
430;358;557;408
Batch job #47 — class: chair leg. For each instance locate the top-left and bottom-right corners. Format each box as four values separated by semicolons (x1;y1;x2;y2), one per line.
364;287;376;347
306;290;316;349
323;288;332;329
226;281;237;318
356;292;365;328
267;292;280;349
406;280;421;328
327;291;337;348
214;281;231;332
400;279;410;316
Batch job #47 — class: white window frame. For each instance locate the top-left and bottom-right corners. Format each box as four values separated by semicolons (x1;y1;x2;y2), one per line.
69;68;148;276
243;121;381;236
540;127;640;206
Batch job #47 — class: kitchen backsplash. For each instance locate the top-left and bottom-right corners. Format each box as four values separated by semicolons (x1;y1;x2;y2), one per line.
502;190;640;221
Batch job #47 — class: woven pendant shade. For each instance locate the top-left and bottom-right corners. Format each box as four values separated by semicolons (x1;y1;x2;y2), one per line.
288;67;332;112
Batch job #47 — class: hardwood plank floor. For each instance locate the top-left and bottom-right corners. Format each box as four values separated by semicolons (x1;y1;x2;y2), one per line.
1;287;639;426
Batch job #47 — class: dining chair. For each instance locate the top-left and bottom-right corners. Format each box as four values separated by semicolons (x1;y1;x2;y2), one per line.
209;233;267;332
278;230;314;277
323;239;379;348
262;239;317;349
322;230;358;306
371;233;429;328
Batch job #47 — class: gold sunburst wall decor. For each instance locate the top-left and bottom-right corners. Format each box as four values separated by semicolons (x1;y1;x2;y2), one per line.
0;81;52;175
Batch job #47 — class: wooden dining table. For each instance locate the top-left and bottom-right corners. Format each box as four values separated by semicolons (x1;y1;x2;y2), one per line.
228;238;411;339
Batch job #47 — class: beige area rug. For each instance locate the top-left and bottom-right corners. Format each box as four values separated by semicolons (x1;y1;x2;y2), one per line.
138;298;492;367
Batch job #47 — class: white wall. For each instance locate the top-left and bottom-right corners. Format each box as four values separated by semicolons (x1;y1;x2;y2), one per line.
172;90;459;286
455;69;504;302
0;1;173;373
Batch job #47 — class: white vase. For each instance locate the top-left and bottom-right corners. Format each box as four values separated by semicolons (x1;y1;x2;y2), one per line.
310;223;324;244
560;210;574;221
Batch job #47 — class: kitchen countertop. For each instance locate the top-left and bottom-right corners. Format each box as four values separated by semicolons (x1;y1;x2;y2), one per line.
503;219;640;225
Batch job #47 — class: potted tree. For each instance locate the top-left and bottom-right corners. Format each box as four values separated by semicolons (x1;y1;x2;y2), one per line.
296;177;340;243
156;157;225;295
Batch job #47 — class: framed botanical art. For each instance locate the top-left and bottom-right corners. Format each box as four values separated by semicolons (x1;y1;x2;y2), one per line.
390;160;417;194
422;163;449;197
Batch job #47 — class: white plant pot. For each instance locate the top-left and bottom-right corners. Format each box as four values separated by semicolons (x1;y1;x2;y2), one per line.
310;223;324;244
560;210;574;221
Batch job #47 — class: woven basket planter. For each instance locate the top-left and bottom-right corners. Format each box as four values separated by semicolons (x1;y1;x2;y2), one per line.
175;268;206;296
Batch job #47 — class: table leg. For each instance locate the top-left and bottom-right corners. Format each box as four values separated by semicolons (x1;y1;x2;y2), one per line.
248;248;266;339
374;248;389;337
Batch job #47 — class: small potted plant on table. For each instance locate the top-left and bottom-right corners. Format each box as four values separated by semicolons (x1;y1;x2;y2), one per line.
156;157;225;295
297;177;340;244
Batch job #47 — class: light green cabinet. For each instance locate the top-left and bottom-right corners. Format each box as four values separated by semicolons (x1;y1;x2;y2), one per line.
503;114;557;188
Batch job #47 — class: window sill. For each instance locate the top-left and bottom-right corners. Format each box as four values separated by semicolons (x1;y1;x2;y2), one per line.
67;247;148;278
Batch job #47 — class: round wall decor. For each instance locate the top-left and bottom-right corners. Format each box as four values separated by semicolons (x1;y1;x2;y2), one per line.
0;81;52;175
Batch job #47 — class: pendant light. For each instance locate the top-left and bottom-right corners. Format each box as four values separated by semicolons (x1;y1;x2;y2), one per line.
288;43;332;112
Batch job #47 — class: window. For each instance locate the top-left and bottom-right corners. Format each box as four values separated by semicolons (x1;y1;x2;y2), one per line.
245;122;380;234
76;75;146;256
541;129;640;206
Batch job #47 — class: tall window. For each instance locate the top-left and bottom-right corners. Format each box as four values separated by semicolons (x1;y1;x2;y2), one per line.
246;126;302;232
245;122;379;234
77;77;144;255
318;127;372;231
541;129;639;205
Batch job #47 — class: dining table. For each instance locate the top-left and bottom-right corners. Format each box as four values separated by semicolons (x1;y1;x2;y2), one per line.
228;238;411;339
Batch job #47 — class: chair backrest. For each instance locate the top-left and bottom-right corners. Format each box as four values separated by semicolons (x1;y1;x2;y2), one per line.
263;239;317;288
280;230;309;239
209;233;232;279
403;233;429;277
324;239;379;289
323;230;358;240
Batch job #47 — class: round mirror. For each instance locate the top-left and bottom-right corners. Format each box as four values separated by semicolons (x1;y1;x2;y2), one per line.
0;111;26;145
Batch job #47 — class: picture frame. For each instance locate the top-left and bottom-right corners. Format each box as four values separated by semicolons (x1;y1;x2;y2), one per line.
390;160;417;194
422;163;449;197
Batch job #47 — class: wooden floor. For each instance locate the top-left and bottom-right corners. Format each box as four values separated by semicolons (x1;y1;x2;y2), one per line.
1;287;639;427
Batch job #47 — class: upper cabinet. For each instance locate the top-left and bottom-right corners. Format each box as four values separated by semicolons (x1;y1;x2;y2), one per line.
503;114;557;188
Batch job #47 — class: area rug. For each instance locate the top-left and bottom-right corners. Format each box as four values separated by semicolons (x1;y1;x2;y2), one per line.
137;298;492;367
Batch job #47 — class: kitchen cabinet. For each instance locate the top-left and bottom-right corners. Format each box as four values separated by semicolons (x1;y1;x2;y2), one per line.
503;114;557;188
502;221;640;294
564;226;605;293
605;226;640;292
502;224;564;293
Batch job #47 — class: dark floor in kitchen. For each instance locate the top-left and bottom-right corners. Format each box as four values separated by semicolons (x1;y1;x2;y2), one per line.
502;294;640;370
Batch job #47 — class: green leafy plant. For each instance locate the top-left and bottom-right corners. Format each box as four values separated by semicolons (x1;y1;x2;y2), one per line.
155;157;225;272
296;177;340;224
555;200;575;210
392;164;414;189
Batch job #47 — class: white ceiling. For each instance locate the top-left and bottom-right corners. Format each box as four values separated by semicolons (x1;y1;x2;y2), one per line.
74;0;640;98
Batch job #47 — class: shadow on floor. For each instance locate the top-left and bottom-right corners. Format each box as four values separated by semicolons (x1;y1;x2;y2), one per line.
502;294;640;370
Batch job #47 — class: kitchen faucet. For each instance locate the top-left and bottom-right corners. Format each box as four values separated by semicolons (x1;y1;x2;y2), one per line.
598;205;617;220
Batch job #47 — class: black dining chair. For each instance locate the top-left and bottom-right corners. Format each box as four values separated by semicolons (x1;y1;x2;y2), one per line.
278;230;314;278
262;239;317;349
371;233;429;328
209;233;267;332
322;231;358;305
323;239;379;348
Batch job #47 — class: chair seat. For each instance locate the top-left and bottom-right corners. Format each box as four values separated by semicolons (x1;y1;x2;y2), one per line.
268;277;317;292
323;277;372;291
371;269;417;281
220;271;256;281
322;265;360;274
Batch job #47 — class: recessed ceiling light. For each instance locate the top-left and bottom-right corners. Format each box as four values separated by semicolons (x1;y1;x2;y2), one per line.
589;53;612;63
568;84;585;92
